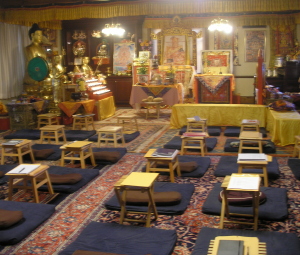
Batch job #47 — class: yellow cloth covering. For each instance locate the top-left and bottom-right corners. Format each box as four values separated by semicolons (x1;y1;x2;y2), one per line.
98;96;116;120
58;100;95;117
266;109;300;146
170;104;267;129
0;102;8;114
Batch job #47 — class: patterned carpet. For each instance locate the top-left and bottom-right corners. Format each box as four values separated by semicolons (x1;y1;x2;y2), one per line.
0;109;299;254
1;154;299;255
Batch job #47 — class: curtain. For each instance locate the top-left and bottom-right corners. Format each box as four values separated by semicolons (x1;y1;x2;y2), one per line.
0;22;30;99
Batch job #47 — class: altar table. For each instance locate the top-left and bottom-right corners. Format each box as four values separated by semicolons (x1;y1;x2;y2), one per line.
170;104;267;129
58;100;95;117
129;84;184;110
266;109;300;146
194;74;235;104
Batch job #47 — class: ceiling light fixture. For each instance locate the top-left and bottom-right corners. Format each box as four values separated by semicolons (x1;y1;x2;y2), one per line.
208;17;232;33
102;23;125;36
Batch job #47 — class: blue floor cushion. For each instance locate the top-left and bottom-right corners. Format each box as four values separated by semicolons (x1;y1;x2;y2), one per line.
88;131;140;143
214;156;280;179
224;126;267;137
38;166;100;193
63;130;96;141
179;126;221;136
105;182;195;215
0;164;17;185
31;144;63;161
287;158;300;180
0;200;55;245
224;139;276;153
59;222;177;255
91;147;127;165
202;183;288;220
191;227;300;255
142;155;211;178
163;136;217;152
4;129;41;140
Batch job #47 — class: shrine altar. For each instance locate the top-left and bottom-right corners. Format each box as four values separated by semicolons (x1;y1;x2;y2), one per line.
194;74;235;104
266;109;300;146
129;84;184;110
170;104;267;129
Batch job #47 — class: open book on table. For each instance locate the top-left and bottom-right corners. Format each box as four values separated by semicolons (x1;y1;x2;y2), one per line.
2;140;24;146
7;164;41;174
151;148;179;158
227;174;260;190
242;119;259;124
237;153;267;161
182;132;207;137
187;116;201;122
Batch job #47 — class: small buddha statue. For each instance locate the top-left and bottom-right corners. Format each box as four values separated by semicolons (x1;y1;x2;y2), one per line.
98;44;108;58
81;57;93;77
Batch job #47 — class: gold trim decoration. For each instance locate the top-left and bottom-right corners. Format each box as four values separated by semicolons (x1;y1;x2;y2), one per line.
1;1;300;29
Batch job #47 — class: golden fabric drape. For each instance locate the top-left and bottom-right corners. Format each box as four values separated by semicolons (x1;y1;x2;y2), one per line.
1;0;300;29
98;96;116;120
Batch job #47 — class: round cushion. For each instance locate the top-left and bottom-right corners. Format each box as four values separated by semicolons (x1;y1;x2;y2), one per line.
218;190;267;206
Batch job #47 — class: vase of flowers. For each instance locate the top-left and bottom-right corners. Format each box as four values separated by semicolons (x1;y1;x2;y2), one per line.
139;39;152;52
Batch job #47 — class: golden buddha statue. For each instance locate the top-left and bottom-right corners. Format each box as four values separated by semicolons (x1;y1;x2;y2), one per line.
23;23;47;85
81;57;93;77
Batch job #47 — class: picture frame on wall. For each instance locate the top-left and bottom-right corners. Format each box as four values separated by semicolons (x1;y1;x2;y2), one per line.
244;30;266;62
113;42;135;73
162;35;187;65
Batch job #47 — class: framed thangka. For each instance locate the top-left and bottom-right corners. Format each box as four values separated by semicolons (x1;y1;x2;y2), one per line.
245;30;266;62
201;50;233;74
162;35;187;65
214;30;240;66
113;42;135;74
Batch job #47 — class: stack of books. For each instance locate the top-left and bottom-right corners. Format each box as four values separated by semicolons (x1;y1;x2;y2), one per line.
237;153;267;161
151;148;178;158
227;174;261;190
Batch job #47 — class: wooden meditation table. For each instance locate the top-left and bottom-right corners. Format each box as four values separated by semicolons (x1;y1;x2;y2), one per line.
114;172;159;227
40;125;67;144
5;164;57;203
238;131;263;153
144;148;180;183
237;154;272;187
181;132;209;156
1;139;35;164
60;141;96;168
219;174;261;231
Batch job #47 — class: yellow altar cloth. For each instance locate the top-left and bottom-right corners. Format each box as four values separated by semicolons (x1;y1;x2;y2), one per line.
266;109;300;146
170;104;267;129
98;96;116;120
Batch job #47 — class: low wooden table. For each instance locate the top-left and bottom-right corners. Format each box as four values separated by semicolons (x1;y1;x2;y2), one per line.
1;139;35;164
117;114;139;132
40;125;66;144
96;126;125;147
144;101;161;119
237;155;272;187
238;131;263;153
60;141;96;168
241;119;260;132
72;113;95;130
5;164;57;203
114;172;159;227
220;174;261;230
207;236;266;255
144;148;180;183
293;135;300;158
187;118;207;132
181;132;209;156
37;113;59;128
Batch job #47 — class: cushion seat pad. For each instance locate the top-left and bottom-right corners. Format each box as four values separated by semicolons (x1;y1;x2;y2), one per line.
214;156;280;179
202;183;288;220
191;227;300;255
105;182;195;215
59;222;177;255
0;200;55;245
163;136;217;151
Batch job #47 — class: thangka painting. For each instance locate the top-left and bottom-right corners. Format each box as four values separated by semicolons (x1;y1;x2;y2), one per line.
201;50;233;74
162;35;187;65
113;42;135;73
245;30;266;62
214;30;240;66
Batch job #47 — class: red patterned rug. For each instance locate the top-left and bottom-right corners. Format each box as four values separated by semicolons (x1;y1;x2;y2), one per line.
1;155;299;255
